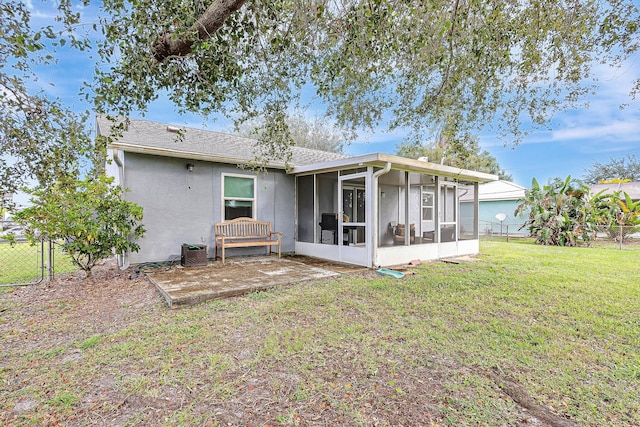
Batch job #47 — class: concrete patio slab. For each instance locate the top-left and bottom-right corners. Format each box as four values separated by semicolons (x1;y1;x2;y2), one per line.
145;256;363;308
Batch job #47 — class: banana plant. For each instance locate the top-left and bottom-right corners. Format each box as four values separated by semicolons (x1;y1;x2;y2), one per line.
591;190;640;242
515;176;599;246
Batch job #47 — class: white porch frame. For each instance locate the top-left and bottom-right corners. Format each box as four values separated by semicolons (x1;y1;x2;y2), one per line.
293;154;495;267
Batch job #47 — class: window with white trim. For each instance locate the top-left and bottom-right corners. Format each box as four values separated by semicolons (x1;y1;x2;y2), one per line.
222;174;256;220
421;189;434;221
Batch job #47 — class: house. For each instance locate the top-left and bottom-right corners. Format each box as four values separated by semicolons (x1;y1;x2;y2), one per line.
2;193;17;230
100;117;497;268
1;192;13;215
460;180;527;236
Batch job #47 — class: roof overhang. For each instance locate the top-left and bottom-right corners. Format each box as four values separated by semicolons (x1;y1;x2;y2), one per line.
109;142;498;183
291;153;498;183
108;142;289;170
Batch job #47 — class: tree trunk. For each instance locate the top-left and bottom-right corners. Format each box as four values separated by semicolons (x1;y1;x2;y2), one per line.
153;0;248;62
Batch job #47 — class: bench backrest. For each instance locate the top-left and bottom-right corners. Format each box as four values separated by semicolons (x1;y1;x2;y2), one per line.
214;217;272;238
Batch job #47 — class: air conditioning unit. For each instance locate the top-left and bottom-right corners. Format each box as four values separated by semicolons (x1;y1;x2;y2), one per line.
180;244;208;267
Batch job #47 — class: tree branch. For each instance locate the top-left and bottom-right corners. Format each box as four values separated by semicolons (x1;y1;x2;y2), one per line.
153;0;248;62
435;0;461;105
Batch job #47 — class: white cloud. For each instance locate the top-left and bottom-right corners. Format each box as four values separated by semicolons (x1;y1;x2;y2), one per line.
552;120;639;142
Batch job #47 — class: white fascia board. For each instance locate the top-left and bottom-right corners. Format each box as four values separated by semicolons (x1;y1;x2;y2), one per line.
290;153;382;175
108;142;288;170
292;153;498;183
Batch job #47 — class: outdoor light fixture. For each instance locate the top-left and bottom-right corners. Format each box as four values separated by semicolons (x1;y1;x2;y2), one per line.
186;163;195;172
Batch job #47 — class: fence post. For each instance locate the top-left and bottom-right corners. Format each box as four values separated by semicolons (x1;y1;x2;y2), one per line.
619;226;623;251
46;240;54;282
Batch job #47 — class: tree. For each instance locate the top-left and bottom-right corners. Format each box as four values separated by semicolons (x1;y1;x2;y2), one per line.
234;109;350;154
0;1;95;208
2;1;640;190
13;175;146;278
515;176;600;246
92;0;640;162
396;132;512;181
583;155;640;185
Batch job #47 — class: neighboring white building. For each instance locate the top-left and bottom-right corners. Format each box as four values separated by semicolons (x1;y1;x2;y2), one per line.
2;193;13;225
1;192;12;207
590;181;640;202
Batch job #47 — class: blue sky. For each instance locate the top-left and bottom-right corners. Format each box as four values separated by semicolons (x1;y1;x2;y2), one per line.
15;1;640;194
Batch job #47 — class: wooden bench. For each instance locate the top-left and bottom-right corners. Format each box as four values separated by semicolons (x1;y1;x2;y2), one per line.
214;217;282;264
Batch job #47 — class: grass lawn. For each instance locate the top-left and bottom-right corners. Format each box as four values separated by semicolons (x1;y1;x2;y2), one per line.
0;240;638;426
0;241;76;285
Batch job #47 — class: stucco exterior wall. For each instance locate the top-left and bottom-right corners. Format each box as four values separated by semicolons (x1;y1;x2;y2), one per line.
479;200;526;234
117;152;295;264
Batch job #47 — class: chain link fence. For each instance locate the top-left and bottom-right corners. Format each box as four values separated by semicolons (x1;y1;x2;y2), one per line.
595;225;640;249
1;223;77;286
479;220;640;248
480;220;529;241
0;239;45;286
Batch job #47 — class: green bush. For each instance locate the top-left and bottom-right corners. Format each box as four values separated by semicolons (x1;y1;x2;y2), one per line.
14;175;145;278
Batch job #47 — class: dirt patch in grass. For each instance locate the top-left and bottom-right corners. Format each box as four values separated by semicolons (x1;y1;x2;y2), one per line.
479;368;580;427
2;259;162;334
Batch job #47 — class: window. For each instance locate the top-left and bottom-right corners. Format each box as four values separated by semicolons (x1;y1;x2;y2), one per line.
421;189;434;221
222;174;256;220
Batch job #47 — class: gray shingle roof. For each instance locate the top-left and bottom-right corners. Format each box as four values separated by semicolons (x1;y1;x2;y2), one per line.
97;116;349;168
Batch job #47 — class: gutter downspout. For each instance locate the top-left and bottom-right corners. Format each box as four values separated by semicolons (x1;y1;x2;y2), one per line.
112;150;130;271
113;149;123;166
372;162;392;267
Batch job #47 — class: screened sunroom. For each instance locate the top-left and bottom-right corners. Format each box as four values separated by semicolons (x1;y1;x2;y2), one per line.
293;154;497;267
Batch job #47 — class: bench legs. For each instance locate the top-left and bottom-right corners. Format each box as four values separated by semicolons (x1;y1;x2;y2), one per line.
214;243;226;265
214;244;226;265
215;243;280;265
269;242;281;258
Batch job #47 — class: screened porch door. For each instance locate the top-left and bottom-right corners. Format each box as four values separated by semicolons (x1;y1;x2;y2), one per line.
338;172;369;265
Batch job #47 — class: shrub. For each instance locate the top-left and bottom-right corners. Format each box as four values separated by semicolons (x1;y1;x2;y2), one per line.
14;175;145;277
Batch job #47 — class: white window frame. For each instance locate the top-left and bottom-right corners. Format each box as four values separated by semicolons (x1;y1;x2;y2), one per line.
221;173;257;220
421;187;434;222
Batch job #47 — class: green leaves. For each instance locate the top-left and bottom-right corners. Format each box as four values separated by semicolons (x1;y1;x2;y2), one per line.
3;0;640;195
591;189;640;242
584;155;640;185
518;175;640;246
0;2;96;206
396;131;512;180
516;176;599;246
14;175;146;278
91;0;640;158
